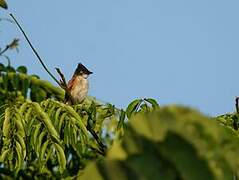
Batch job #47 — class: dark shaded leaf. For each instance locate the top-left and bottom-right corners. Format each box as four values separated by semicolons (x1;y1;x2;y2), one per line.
22;78;30;98
12;74;19;90
0;63;5;71
17;66;27;74
0;0;7;9
158;132;214;180
6;66;15;72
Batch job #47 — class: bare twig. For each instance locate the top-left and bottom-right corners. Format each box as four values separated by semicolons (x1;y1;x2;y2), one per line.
236;97;239;114
55;68;74;104
55;68;67;86
90;146;105;156
0;46;9;56
9;13;61;87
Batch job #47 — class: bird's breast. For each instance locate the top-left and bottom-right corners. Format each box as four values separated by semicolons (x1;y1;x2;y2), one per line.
71;77;89;103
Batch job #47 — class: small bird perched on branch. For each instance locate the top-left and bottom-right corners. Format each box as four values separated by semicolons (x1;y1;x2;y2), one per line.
66;63;93;104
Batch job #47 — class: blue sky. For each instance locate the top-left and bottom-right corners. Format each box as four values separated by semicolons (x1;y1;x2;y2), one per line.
1;0;239;116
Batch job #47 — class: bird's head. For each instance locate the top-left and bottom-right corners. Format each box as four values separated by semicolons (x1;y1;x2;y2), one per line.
74;63;93;78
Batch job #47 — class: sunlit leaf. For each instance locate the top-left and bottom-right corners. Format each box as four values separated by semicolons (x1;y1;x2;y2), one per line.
126;99;142;119
144;98;159;108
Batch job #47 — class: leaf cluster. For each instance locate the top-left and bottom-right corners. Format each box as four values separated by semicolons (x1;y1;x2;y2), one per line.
81;106;239;180
0;98;125;178
0;63;64;109
1;4;239;179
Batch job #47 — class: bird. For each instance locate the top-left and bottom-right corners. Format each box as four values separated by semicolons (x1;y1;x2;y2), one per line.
66;63;93;104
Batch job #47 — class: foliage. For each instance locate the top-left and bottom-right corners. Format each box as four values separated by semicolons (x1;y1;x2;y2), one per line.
81;106;239;180
216;113;239;132
0;63;64;113
125;98;159;119
0;21;127;178
0;98;126;178
1;5;239;179
0;60;160;178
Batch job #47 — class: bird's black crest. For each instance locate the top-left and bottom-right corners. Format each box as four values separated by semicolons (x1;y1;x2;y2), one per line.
74;63;93;75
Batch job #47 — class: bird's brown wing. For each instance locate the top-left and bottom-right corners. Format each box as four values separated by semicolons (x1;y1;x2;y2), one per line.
67;75;77;91
65;75;77;104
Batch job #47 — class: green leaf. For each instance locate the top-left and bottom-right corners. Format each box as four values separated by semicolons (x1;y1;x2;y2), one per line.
144;98;159;108
33;124;42;148
157;133;214;180
139;103;149;112
17;66;27;74
40;139;50;164
59;102;88;137
0;63;5;71
15;141;24;172
126;99;142;119
22;78;30;98
36;131;47;157
89;101;97;126
3;107;11;137
54;107;62;126
0;149;10;162
6;66;15;72
117;109;125;131
126;153;176;180
0;0;7;9
12;74;20;90
16;133;26;159
32;102;59;139
54;143;66;174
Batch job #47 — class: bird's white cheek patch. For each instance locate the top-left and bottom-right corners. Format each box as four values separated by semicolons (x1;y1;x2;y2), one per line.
82;74;89;79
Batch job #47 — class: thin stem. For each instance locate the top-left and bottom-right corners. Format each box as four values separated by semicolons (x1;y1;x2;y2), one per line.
55;68;67;86
0;45;9;56
9;13;61;87
236;97;239;114
90;146;105;156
